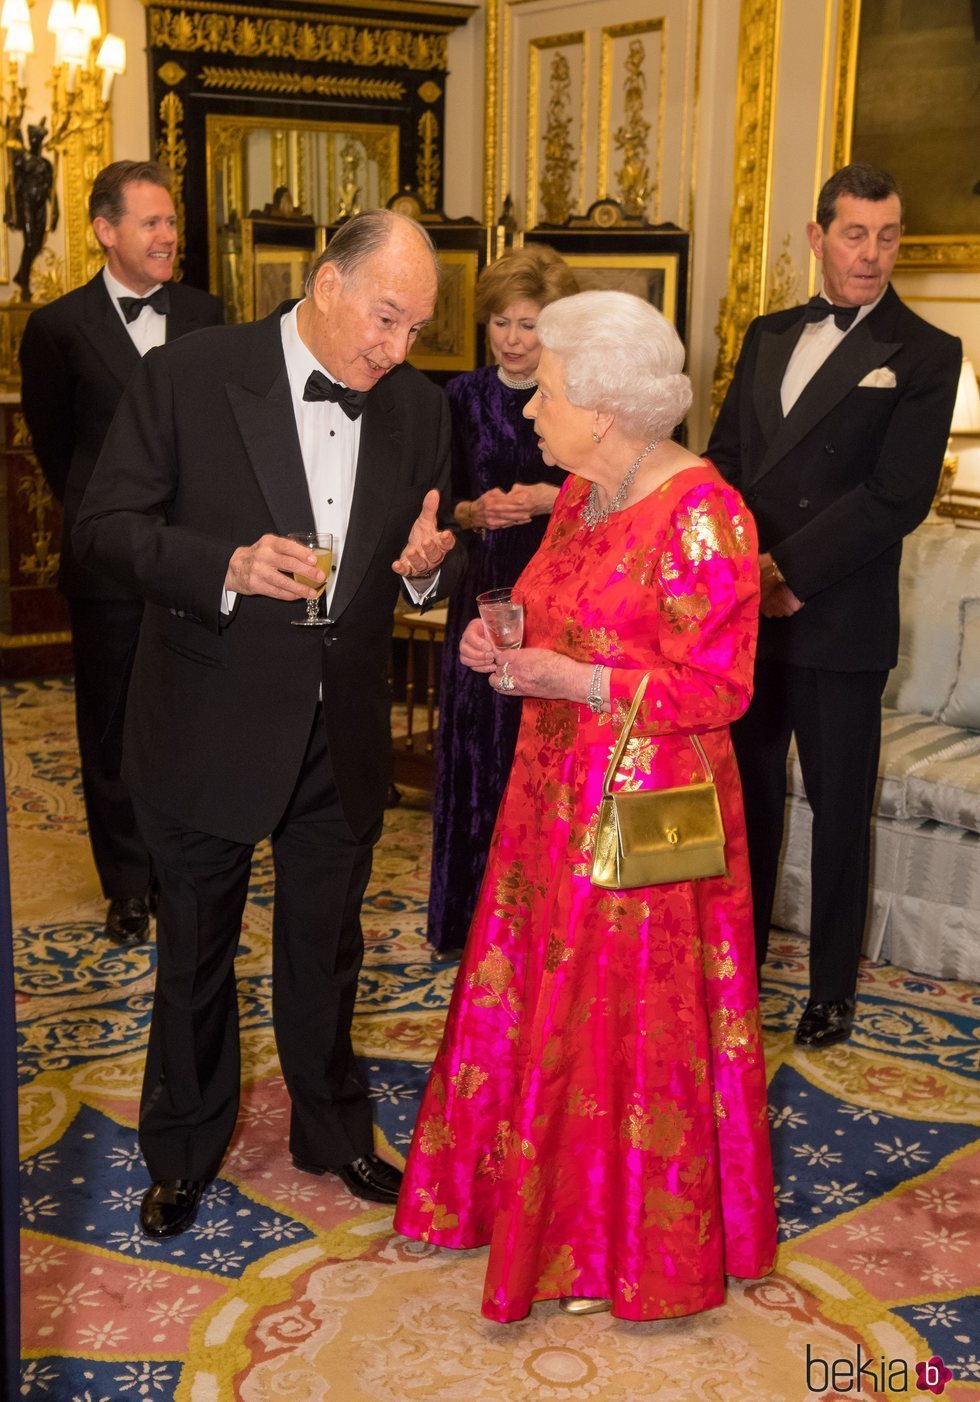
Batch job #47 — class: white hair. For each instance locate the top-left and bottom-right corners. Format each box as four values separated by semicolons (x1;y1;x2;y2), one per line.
536;290;693;441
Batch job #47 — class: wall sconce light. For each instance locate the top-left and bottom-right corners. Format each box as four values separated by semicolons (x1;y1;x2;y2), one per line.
0;0;127;297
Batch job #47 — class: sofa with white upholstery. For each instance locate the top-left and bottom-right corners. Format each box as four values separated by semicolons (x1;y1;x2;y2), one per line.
772;522;980;983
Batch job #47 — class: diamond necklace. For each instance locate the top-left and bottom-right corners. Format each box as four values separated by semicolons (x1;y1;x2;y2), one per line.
581;439;661;529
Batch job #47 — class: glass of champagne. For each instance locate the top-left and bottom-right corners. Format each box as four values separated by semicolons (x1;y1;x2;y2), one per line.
288;531;333;627
477;587;525;650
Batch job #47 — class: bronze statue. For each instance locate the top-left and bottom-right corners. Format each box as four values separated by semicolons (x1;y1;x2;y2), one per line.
6;118;58;302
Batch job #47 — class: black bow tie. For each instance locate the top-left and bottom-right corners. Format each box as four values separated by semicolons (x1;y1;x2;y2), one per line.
118;287;171;323
303;370;369;420
803;295;859;332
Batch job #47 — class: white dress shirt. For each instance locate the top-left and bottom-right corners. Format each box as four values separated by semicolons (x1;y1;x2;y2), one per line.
103;266;168;358
780;286;885;416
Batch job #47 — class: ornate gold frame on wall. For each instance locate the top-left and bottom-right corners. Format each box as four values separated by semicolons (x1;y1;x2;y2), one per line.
710;0;782;416
833;0;980;272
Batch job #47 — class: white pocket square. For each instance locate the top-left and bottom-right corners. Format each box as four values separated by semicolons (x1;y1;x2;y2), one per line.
857;366;897;389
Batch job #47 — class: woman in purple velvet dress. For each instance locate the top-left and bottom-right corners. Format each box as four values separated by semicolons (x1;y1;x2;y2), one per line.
425;247;578;958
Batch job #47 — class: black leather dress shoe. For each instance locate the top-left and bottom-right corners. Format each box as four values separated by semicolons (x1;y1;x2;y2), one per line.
292;1152;403;1204
140;1179;206;1238
105;897;150;947
795;997;856;1049
430;945;464;964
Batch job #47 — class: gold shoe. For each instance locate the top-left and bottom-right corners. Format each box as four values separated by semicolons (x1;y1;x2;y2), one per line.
559;1297;611;1316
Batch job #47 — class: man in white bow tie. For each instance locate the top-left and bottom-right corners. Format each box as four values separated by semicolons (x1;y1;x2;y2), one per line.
707;163;960;1049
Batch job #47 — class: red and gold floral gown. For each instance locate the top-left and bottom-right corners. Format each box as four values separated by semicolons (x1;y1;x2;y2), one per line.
394;463;777;1322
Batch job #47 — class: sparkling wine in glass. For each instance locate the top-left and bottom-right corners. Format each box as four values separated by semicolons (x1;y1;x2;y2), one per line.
477;588;525;650
288;531;333;627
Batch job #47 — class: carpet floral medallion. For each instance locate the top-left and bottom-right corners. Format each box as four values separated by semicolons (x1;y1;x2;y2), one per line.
9;679;980;1401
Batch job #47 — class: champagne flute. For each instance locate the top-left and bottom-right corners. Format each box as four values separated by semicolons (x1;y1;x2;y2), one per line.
288;531;333;627
477;588;525;650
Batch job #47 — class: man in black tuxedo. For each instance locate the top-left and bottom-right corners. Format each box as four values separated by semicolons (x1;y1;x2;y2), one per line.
20;161;223;947
75;209;460;1237
708;163;960;1049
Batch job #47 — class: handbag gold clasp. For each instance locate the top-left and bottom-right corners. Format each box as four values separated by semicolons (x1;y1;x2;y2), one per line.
666;826;679;846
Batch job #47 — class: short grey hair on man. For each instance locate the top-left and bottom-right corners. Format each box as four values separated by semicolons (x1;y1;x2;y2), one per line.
304;208;439;296
536;290;692;442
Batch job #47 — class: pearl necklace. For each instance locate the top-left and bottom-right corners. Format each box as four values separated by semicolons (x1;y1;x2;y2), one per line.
581;440;661;529
497;365;538;391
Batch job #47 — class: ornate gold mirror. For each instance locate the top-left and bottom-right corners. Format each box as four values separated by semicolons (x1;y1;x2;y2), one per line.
206;113;399;322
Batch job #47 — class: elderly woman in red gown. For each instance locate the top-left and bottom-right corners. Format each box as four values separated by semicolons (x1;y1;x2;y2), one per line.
394;290;776;1322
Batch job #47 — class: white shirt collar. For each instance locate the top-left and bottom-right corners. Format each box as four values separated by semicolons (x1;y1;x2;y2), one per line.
102;265;164;304
818;282;887;329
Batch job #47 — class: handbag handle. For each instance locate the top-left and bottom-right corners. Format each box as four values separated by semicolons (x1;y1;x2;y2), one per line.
601;672;715;798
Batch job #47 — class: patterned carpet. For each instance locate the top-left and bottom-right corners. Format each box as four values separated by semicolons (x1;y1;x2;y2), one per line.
9;677;980;1401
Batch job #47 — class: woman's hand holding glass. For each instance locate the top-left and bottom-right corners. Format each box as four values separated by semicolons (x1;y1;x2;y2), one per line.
459;617;584;701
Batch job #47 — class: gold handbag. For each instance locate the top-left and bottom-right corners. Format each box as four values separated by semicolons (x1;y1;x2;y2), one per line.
590;673;728;890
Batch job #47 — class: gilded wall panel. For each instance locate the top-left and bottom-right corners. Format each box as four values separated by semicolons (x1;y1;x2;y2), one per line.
485;0;699;232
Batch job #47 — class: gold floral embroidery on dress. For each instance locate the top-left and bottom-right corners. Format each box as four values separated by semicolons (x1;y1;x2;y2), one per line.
660;589;711;634
643;1186;694;1229
598;892;650;937
417;1114;456;1155
692;1054;707;1087
614;733;659;791
621;1100;692;1154
569;809;601;878
558;615;624;661
676;499;751;564
544;933;572;973
659;549;682;582
518;1163;545;1216
703;939;737;980
713;1090;727;1121
538;1245;578;1296
567;1086;607;1118
466;941;520;1014
709;1004;760;1060
452;1062;488;1099
534;700;578;750
619;1278;639;1302
477;1118;511;1179
493;861;542;940
413;1187;459;1237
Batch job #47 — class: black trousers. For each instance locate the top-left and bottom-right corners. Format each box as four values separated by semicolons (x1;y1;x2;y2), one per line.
732;659;887;1002
68;597;151;900
133;706;379;1182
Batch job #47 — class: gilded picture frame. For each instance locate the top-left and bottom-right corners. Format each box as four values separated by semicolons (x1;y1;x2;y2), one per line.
835;0;980;270
408;248;481;374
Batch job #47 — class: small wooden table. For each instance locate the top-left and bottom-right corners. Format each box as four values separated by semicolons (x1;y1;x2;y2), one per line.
390;604;446;790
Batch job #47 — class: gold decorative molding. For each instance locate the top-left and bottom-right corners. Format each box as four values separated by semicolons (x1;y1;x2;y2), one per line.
60;88;113;291
200;66;405;99
148;7;449;70
830;0;860;172
765;232;800;312
483;0;499;223
16;464;59;588
29;250;66;306
529;36;584;227
11;410;30;448
158;92;188;281
158;60;188;85
417;80;441;104
711;0;782;417
416;110;440;211
599;20;664;221
897;239;980;271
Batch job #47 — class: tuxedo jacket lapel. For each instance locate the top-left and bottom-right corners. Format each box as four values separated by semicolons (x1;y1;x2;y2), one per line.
330;378;406;621
78;274;140;390
165;284;222;342
753;319;799;445
751;301;902;485
226;311;314;537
